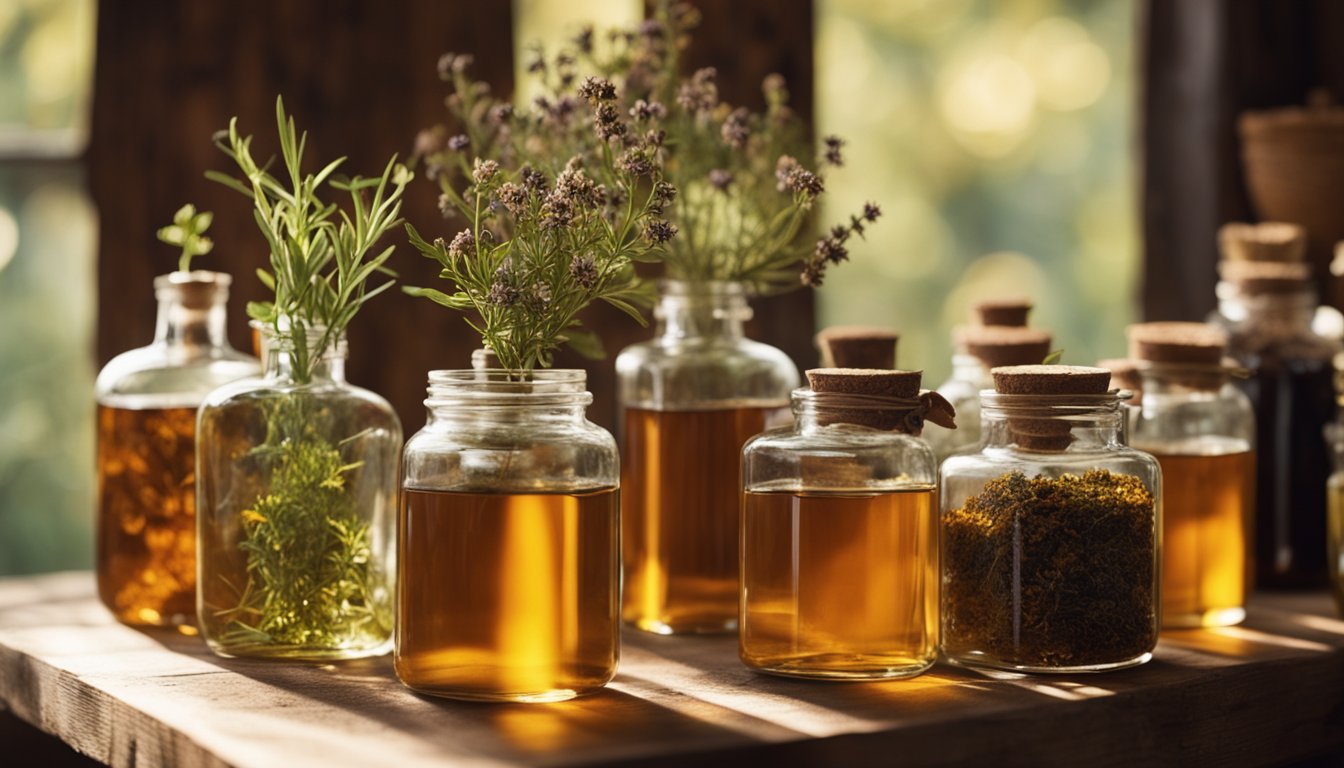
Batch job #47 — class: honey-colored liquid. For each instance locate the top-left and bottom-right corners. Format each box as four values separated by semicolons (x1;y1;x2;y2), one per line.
621;406;770;634
1329;476;1344;617
740;486;939;679
1151;450;1254;627
395;488;619;702
95;405;199;627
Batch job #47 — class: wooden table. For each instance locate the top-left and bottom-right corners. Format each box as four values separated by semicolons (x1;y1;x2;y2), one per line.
1;572;1342;767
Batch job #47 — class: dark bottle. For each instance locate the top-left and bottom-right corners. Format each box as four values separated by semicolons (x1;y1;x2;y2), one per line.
1224;259;1339;588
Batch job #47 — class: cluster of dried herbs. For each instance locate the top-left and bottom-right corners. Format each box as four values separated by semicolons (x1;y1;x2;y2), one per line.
568;1;880;292
942;469;1157;668
409;59;674;372
206;97;404;648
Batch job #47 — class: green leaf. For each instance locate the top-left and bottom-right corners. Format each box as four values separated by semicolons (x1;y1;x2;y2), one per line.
1042;349;1065;365
403;285;474;309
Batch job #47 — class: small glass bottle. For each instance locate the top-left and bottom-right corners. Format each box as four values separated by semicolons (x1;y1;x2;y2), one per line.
928;325;1052;460
1127;322;1255;628
95;271;257;627
1224;260;1340;588
617;280;798;635
941;365;1160;673
396;369;619;702
1325;385;1344;617
741;369;949;679
1209;222;1344;339
196;326;400;659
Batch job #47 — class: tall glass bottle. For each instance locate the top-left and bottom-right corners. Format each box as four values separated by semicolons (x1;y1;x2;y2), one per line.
1127;322;1255;627
941;365;1160;673
1225;262;1339;587
95;271;257;627
396;369;619;702
740;369;946;679
196;326;400;659
617;280;798;635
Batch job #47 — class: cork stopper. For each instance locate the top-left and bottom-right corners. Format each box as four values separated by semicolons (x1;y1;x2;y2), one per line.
155;270;231;310
805;368;955;434
1218;222;1307;263
963;327;1054;368
815;325;899;369
991;365;1112;451
1125;322;1227;364
1219;259;1313;295
973;297;1033;327
1096;358;1143;402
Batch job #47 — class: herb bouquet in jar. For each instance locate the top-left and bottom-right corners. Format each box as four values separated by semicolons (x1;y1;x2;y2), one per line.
581;3;883;635
399;60;674;700
195;97;410;660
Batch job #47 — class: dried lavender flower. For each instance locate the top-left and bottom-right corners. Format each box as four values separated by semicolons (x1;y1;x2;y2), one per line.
644;219;678;244
447;134;470;152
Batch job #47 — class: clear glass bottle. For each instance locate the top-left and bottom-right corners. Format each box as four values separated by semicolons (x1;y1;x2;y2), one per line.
1226;269;1339;588
95;271;257;627
196;326;400;659
941;365;1161;673
740;370;942;679
928;327;1052;460
617;280;799;635
396;369;619;702
1127;327;1254;628
1325;411;1344;618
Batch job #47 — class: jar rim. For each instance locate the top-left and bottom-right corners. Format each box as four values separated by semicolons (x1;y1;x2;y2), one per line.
980;391;1129;415
425;368;592;408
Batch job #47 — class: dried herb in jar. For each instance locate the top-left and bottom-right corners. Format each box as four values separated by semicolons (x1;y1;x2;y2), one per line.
943;469;1158;668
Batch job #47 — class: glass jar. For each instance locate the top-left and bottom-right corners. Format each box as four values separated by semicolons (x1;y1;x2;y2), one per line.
617;280;799;635
941;367;1160;673
196;326;400;659
927;353;990;459
740;375;941;679
396;370;619;702
1228;281;1339;588
1130;364;1254;627
1326;413;1344;617
95;271;257;627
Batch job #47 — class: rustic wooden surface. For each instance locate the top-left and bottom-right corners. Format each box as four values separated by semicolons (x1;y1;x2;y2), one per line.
1;572;1342;767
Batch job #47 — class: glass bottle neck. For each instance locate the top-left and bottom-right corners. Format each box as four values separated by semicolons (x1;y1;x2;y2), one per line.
261;328;348;384
153;272;230;350
1240;290;1317;330
654;280;752;341
950;354;992;385
424;369;592;426
980;394;1125;452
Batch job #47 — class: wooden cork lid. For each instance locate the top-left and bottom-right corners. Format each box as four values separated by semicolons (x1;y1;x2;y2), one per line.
805;368;955;434
1218;222;1307;263
973;297;1033;327
1219;259;1313;294
991;365;1111;451
815;326;899;369
991;364;1111;395
1126;322;1227;364
155;270;231;310
963;327;1053;368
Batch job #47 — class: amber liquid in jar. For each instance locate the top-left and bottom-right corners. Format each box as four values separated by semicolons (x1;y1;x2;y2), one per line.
740;486;939;678
96;405;199;627
621;406;769;634
1149;450;1254;627
396;488;619;702
1329;476;1344;616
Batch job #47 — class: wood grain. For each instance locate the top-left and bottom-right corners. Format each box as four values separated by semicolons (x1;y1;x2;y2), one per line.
1;572;1342;767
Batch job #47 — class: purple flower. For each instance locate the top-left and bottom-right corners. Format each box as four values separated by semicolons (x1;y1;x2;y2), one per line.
643;219;678;244
447;134;470;152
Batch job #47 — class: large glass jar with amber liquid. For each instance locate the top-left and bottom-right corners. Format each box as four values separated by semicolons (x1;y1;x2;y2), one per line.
616;280;798;635
397;369;619;702
95;271;257;627
1127;323;1254;628
740;368;948;679
196;327;400;659
941;365;1161;673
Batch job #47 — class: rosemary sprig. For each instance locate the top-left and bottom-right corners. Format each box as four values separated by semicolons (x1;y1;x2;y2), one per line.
156;203;214;272
408;71;675;373
208;96;412;385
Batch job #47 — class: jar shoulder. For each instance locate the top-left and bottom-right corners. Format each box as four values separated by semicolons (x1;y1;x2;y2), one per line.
96;343;259;407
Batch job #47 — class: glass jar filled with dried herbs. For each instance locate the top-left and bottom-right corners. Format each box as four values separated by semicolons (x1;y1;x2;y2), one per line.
740;368;954;679
941;365;1161;673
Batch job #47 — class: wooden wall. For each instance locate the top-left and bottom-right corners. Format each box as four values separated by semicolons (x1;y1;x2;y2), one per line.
89;0;817;432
